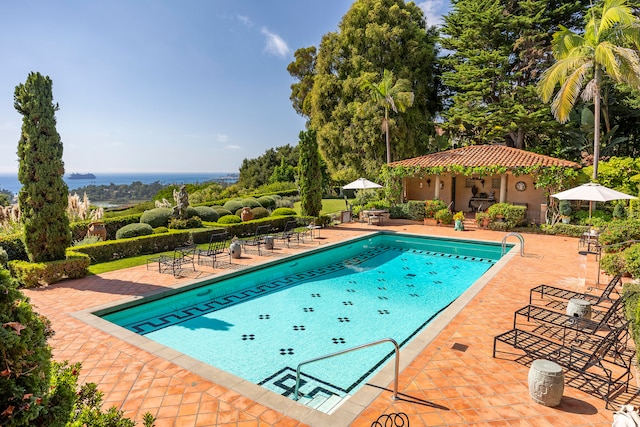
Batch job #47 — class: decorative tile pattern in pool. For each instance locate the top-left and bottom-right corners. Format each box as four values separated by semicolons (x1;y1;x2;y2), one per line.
101;234;501;402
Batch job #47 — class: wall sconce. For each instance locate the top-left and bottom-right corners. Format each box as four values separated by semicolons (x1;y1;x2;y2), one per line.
440;182;444;190
426;178;431;187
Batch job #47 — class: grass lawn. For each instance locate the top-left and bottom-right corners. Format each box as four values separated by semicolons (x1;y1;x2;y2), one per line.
293;198;351;216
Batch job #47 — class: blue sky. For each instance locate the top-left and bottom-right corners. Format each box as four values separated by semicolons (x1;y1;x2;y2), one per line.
0;1;450;174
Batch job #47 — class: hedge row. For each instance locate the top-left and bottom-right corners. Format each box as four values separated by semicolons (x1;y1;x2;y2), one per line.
8;252;90;288
70;216;300;264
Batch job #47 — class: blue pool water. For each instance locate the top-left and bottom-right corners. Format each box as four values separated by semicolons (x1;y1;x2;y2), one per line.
102;233;506;400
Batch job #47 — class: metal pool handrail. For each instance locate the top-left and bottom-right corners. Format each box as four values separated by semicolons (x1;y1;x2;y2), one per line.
502;232;524;256
293;337;400;401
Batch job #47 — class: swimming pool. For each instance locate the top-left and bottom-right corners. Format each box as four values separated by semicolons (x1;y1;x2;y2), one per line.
99;232;508;409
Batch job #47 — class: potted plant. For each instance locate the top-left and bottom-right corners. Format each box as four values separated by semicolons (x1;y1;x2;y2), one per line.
559;200;572;224
475;211;490;228
435;208;453;225
424;199;447;225
453;211;465;231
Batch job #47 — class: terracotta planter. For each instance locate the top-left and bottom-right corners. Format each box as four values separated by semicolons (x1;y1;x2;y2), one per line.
87;222;107;241
240;207;253;222
424;218;438;226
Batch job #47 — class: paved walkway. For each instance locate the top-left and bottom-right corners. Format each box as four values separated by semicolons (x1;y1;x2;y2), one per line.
23;220;639;426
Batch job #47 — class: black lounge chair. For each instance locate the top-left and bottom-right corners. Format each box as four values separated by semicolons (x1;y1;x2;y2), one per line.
513;297;633;367
242;224;272;255
275;220;301;248
493;321;632;408
153;244;196;276
197;231;231;268
529;274;622;306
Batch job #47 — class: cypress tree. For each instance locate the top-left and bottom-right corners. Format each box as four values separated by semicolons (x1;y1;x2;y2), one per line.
14;72;71;262
298;129;322;218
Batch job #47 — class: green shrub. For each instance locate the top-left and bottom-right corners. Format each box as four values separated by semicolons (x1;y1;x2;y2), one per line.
212;207;233;217
574;209;611;226
223;199;244;213
613;202;627;219
69;214;142;242
241;198;262;208
140;208;172;228
624;243;640;279
153;226;169;234
192;206;218;222
0;233;28;261
257;196;276;209
116;223;154;239
8;253;90;288
0;268;54;425
272;207;297;216
218;214;242;224
424;199;448;219
168;216;202;229
600;252;627;276
598;219;640;249
540;223;589;237
388;204;408;219
558;200;572;217
435;208;453;225
487;203;526;229
252;207;269;219
72;235;102;247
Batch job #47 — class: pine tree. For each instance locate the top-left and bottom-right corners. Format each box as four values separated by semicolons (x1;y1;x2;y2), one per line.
298;130;322;218
440;0;589;150
14;72;71;262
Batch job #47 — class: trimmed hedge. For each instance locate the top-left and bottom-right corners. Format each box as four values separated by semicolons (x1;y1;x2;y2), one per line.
116;223;154;239
192;206;218;222
0;233;28;261
212;208;232;217
218;215;242;224
241;198;262;208
252;207;269;219
140;208;172;228
8;252;90;288
271;207;297;216
223;200;244;213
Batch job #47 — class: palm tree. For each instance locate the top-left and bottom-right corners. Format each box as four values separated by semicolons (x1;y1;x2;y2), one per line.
361;69;414;164
537;0;640;180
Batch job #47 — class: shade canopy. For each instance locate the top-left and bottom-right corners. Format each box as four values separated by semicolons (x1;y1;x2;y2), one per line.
551;182;637;202
342;178;383;190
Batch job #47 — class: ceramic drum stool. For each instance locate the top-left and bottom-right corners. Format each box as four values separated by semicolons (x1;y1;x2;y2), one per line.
528;359;564;407
566;298;592;320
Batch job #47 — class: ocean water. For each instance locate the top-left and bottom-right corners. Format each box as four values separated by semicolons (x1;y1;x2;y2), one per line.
0;172;238;197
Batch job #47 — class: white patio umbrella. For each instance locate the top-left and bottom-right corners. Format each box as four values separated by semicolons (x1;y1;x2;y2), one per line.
342;177;383;190
551;182;637;223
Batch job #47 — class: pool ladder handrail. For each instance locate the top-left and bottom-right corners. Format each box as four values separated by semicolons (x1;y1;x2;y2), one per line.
502;232;524;257
293;337;400;401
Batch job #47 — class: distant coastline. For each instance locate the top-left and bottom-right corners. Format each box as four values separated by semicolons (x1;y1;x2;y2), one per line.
0;172;239;198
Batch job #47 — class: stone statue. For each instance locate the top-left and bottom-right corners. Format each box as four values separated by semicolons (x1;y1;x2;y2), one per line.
172;185;189;219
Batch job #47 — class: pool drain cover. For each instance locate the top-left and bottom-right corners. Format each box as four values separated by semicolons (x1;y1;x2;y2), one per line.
451;343;468;352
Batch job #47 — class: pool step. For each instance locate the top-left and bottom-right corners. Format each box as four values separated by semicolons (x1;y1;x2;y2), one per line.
298;393;347;414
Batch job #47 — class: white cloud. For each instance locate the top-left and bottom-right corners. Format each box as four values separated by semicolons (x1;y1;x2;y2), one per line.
225;144;241;150
216;133;229;143
261;27;290;57
416;0;448;27
237;15;252;28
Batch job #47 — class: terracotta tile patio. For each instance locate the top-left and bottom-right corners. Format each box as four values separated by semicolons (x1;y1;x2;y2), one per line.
22;220;639;426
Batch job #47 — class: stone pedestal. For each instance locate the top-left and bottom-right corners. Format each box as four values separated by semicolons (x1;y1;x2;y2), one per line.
528;359;564;407
229;242;241;259
567;298;592;320
264;236;274;250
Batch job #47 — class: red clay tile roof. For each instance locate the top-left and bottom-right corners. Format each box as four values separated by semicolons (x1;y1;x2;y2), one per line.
389;145;580;169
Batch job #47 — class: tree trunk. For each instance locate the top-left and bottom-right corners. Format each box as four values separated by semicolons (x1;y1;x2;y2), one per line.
385;107;391;164
593;68;602;181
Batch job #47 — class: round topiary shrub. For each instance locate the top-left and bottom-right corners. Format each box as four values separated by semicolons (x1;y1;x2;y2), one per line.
140;208;172;228
257;196;276;209
241;198;262;208
153;226;169;234
217;214;242;224
193;206;219;222
116;223;154;239
186;206;199;218
252;207;269;219
223;199;244;213
169;216;202;229
212;207;232;217
272;207;297;216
